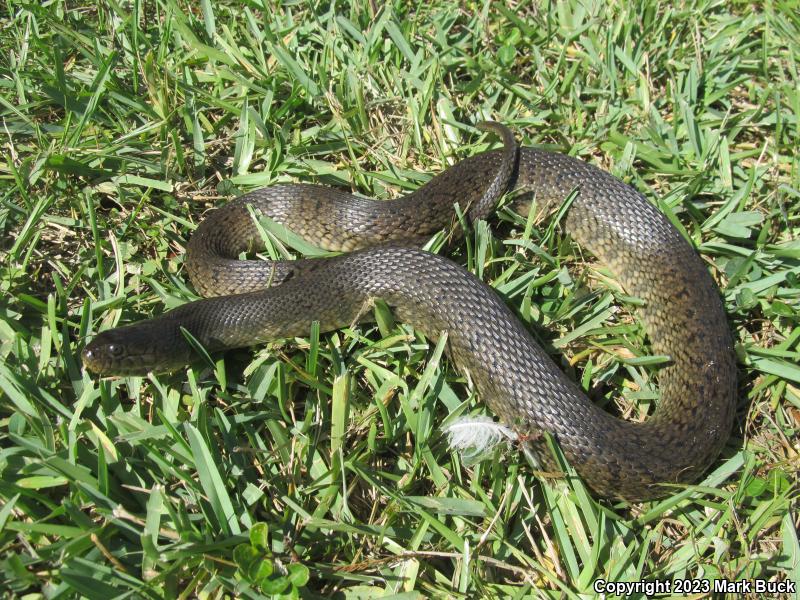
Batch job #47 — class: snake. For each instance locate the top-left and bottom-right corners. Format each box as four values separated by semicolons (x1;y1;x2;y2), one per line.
82;123;736;500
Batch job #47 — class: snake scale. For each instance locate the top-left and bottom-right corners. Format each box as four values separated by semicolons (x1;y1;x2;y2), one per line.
83;123;736;500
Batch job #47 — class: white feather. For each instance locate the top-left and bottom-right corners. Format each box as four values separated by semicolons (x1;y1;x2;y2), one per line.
443;417;517;462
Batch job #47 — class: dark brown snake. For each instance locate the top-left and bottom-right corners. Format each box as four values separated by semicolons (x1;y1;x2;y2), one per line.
82;123;736;500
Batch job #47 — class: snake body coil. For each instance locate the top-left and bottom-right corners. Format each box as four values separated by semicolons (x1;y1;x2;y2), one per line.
83;124;735;500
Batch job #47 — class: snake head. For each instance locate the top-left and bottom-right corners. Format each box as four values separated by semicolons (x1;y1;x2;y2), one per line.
82;320;191;376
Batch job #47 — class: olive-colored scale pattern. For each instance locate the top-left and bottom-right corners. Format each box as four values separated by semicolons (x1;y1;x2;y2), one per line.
185;122;517;297
83;129;735;501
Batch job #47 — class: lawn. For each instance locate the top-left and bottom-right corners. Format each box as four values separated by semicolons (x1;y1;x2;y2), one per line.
1;1;798;598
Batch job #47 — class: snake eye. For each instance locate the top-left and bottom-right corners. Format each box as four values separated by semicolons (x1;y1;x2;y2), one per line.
108;344;124;358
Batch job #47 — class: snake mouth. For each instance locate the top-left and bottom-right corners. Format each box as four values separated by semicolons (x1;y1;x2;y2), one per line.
82;324;190;376
82;335;152;376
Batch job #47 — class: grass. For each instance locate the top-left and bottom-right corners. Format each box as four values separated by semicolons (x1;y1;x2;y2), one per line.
1;0;798;597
